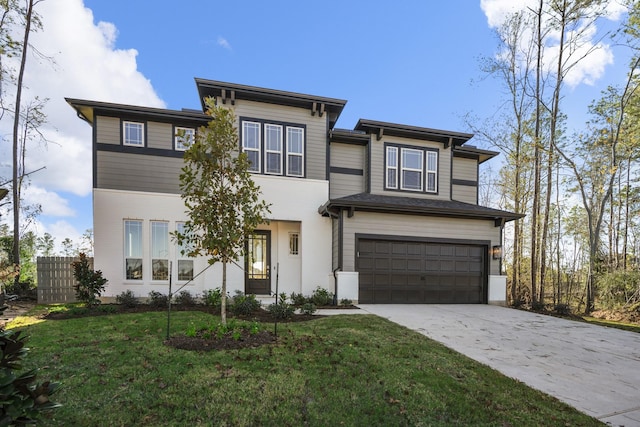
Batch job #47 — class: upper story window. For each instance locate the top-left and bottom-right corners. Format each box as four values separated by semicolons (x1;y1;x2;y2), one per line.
241;118;305;177
123;121;144;146
175;127;195;151
385;144;438;193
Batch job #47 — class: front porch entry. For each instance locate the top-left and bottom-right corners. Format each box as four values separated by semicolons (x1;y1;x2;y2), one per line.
245;230;271;295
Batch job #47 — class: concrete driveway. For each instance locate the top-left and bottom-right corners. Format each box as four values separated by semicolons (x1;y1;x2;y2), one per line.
357;304;640;426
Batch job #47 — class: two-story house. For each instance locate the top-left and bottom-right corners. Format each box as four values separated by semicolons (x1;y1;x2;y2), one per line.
66;78;521;305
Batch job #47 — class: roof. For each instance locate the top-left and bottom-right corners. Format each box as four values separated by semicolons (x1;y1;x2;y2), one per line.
355;119;474;146
65;98;210;124
329;128;369;145
453;145;499;164
320;193;523;224
195;78;347;128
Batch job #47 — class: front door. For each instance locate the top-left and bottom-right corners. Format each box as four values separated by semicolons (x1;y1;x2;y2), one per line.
245;230;271;295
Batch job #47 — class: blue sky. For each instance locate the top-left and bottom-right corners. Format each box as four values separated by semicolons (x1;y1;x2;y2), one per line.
0;0;630;253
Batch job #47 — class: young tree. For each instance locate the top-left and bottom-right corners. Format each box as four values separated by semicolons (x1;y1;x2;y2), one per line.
36;232;54;256
174;98;271;325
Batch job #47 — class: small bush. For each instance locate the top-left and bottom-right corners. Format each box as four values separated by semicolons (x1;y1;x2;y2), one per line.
71;253;107;307
267;293;295;320
290;292;308;307
97;305;118;314
115;290;138;308
0;330;61;425
530;301;545;312
148;291;169;308
229;291;261;316
339;298;353;307
553;304;571;316
311;286;334;306
175;290;197;307
202;288;223;310
300;302;317;315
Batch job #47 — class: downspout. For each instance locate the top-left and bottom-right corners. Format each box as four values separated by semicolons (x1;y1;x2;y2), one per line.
333;207;344;306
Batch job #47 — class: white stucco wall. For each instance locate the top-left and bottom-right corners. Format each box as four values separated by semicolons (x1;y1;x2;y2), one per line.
93;175;332;299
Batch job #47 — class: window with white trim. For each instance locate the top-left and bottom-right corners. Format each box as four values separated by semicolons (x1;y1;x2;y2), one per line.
401;148;423;191
176;222;194;281
151;221;169;281
426;151;438;192
124;220;143;280
287;127;304;177
265;124;283;174
386;146;398;189
175;127;195;151
289;232;299;256
123;121;144;146
242;121;261;172
241;119;305;177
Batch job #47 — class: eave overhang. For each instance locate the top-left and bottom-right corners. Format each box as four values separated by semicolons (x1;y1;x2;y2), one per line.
319;193;524;225
195;78;347;128
65;98;210;125
329;128;369;145
355;119;474;147
453;145;499;164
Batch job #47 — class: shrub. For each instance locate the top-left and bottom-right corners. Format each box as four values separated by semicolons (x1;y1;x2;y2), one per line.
71;253;107;307
202;288;223;310
339;298;353;307
289;292;308;307
148;291;169;308
553;304;571;316
0;329;61;424
175;290;197;307
267;293;295;320
229;291;261;316
300;302;317;315
115;290;138;308
3;279;36;299
597;271;640;310
311;286;333;306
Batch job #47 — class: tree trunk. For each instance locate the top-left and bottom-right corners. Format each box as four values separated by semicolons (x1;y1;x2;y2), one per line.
221;261;227;325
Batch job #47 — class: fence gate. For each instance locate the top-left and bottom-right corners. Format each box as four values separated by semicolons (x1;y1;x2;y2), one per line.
36;256;92;304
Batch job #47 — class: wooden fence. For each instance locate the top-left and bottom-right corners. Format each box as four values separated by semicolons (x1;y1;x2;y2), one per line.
36;256;92;304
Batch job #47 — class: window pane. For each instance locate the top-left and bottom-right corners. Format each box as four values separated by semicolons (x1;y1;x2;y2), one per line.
289;233;299;255
126;258;142;280
403;170;422;190
266;152;282;174
387;147;397;167
152;259;169;281
287;155;303;177
287;127;304;153
387;168;397;189
124;122;143;146
178;260;194;281
125;220;143;257
427;172;437;192
243;122;260;149
247;150;260;172
403;149;422;169
151;222;169;258
175;127;194;151
265;124;282;151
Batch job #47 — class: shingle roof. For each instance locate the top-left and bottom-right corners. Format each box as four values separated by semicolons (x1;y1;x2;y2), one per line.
320;193;523;223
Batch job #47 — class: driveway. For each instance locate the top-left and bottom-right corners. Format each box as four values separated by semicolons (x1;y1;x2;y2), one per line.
358;304;640;426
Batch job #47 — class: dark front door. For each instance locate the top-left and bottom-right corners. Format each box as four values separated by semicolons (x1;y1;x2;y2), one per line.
245;231;271;295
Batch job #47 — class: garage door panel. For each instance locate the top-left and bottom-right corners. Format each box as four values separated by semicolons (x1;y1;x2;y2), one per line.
357;238;486;304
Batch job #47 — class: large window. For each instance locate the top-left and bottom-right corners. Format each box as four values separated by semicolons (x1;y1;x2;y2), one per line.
124;220;143;280
241;119;305;177
176;222;194;281
385;144;438;193
151;221;169;281
175;127;195;151
123;121;144;146
242;121;261;172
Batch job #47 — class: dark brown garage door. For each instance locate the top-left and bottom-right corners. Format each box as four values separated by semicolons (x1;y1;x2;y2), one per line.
357;238;487;304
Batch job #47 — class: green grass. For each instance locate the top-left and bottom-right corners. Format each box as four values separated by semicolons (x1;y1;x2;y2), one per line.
8;312;602;426
582;316;640;333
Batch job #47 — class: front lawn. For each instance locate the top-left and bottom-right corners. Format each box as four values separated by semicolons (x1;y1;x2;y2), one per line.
8;311;602;426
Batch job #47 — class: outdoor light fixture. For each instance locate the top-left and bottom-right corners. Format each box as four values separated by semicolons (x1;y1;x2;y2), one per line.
492;245;503;260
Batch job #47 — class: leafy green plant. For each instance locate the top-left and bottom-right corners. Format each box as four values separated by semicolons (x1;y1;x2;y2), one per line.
148;291;169;308
175;290;197;307
97;305;117;314
597;271;640;309
311;286;333;307
202;288;223;310
229;291;261;316
185;322;197;338
339;298;353;307
300;302;317;315
289;292;308;307
115;290;138;308
268;293;295;320
71;253;107;307
0;329;61;425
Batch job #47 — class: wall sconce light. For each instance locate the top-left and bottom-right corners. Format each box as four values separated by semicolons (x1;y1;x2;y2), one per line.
492;245;503;260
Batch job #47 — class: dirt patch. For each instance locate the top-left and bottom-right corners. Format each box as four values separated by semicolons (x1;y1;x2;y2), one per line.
0;300;37;327
590;309;640;324
165;329;276;351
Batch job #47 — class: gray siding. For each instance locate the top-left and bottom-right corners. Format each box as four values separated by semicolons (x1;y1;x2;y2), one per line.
332;217;339;270
330;173;364;199
96;116;120;145
224;98;328;181
331;143;364;169
97;151;183;194
147;121;173;150
452;157;477;181
369;135;451;200
452;184;477;204
341;210;501;275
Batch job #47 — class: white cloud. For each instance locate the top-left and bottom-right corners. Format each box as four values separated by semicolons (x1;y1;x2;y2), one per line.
217;36;232;50
0;0;165;233
22;186;75;217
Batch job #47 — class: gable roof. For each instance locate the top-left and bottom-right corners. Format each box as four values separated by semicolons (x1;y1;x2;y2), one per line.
320;193;523;224
195;78;347;128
